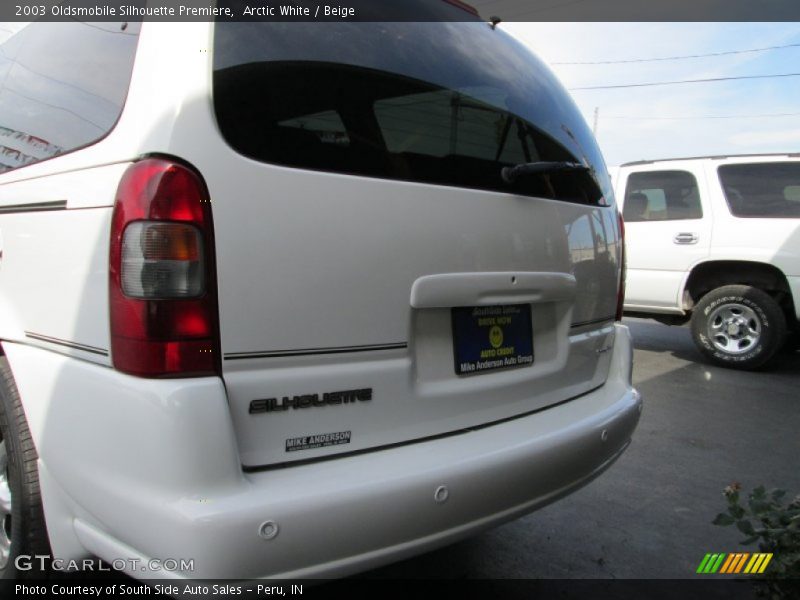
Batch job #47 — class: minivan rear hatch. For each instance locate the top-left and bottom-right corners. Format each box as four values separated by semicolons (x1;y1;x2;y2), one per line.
207;20;622;468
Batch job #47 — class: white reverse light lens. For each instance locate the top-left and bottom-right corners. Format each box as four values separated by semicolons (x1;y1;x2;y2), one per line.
120;221;205;298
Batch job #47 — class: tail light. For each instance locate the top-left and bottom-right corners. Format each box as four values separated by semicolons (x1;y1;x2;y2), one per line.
616;210;626;321
109;158;220;377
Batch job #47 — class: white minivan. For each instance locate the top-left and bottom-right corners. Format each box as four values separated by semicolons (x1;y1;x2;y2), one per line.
0;13;640;580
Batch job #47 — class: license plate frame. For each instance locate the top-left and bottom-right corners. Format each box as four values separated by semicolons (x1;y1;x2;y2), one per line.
451;304;534;376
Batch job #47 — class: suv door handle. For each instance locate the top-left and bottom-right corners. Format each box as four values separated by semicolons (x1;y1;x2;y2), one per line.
673;232;699;245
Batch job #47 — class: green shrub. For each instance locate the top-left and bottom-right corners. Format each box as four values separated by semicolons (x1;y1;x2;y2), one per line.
713;483;800;598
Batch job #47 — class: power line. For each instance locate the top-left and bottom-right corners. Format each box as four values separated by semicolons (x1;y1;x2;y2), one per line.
601;112;800;121
0;47;118;109
568;72;800;91
1;87;106;131
552;42;800;65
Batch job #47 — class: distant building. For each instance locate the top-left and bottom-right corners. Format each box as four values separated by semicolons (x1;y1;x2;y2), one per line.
0;126;62;172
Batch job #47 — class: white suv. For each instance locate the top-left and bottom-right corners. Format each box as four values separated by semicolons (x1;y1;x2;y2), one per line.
614;154;800;369
0;17;640;580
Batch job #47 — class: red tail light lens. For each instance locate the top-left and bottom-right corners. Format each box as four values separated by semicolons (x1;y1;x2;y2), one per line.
616;210;627;321
110;158;220;377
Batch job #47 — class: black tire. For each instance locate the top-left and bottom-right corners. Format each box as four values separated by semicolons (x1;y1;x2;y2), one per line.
690;285;787;370
0;356;51;579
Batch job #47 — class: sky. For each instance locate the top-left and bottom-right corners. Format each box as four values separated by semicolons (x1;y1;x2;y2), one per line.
0;23;24;40
502;22;800;166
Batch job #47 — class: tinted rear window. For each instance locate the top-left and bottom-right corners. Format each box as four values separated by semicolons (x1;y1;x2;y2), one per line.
623;170;702;221
719;162;800;218
212;22;611;205
0;21;140;174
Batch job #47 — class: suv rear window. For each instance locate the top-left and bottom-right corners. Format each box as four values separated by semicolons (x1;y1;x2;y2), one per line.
0;21;140;174
212;22;610;205
719;162;800;218
623;170;702;221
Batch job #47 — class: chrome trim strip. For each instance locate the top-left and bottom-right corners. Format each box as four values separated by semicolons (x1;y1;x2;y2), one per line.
24;331;109;356
224;342;408;360
0;200;67;214
570;315;615;329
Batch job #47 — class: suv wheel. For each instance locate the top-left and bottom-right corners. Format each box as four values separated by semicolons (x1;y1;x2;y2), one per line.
690;285;787;370
0;357;50;579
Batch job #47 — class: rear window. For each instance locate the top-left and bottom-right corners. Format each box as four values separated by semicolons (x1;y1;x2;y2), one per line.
0;21;140;174
212;22;611;205
623;170;702;221
719;162;800;218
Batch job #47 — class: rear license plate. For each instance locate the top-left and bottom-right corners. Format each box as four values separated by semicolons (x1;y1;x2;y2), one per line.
452;304;534;375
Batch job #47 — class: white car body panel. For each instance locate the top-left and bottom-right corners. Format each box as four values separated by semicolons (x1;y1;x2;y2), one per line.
0;204;114;363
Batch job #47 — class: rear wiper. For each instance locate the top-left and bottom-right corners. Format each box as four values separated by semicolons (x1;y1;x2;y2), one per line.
501;161;589;184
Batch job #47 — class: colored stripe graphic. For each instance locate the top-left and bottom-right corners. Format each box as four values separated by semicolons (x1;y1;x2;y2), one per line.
708;554;725;573
757;554;773;573
719;553;736;573
713;553;727;573
696;553;713;573
697;553;773;574
720;553;738;573
700;554;718;573
733;553;750;573
744;554;760;573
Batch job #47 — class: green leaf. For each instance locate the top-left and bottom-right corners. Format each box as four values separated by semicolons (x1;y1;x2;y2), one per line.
713;513;735;526
737;520;756;535
749;499;772;515
730;505;747;519
740;535;760;545
771;489;787;502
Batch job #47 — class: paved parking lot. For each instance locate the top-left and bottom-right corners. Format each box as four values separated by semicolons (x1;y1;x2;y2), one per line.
363;318;800;579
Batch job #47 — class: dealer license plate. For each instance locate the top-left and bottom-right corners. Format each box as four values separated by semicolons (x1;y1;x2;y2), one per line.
451;304;534;375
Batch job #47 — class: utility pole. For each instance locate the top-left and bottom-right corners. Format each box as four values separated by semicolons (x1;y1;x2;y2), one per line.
592;107;599;135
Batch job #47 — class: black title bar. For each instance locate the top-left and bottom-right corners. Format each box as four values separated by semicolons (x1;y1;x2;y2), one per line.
2;0;800;22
